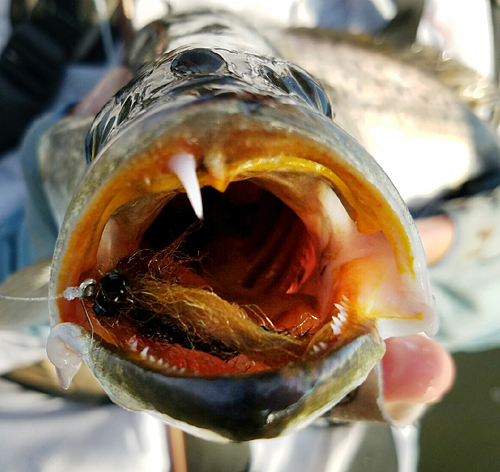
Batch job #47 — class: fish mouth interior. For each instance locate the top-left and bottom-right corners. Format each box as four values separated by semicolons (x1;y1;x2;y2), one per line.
95;181;326;373
69;167;400;376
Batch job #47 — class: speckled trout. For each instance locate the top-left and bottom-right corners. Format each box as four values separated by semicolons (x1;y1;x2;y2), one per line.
0;9;453;441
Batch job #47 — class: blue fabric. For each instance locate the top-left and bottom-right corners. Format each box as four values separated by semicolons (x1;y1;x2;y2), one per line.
307;0;388;32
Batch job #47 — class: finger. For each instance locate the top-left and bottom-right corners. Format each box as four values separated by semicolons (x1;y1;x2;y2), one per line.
381;334;455;403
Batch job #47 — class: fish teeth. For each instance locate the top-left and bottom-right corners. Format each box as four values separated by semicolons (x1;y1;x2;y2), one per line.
167;152;204;219
130;340;138;352
140;347;149;358
331;323;341;335
312;341;329;354
334;302;349;323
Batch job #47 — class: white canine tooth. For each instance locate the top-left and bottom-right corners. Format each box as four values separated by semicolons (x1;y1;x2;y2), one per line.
167;152;204;219
313;345;321;353
149;354;156;362
130;340;138;352
319;342;328;350
157;358;164;366
331;323;341;335
333;317;343;327
140;347;149;358
170;365;178;372
179;368;186;374
335;302;348;321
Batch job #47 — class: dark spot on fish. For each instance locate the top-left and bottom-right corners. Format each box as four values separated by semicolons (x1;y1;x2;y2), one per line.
117;95;133;126
290;68;315;99
171;49;227;75
87;109;112;163
290;67;332;118
261;66;289;94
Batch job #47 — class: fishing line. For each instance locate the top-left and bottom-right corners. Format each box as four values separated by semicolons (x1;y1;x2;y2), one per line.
81;298;96;353
0;279;97;302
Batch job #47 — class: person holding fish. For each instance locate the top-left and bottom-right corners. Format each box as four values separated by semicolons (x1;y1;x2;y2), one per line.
0;0;499;471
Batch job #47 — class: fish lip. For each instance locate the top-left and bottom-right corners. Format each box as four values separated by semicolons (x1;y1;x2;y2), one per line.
53;321;384;441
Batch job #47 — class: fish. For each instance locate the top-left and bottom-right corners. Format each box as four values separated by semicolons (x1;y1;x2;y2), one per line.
0;9;451;442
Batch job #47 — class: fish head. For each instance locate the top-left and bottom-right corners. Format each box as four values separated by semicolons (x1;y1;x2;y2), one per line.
45;20;435;439
46;94;435;441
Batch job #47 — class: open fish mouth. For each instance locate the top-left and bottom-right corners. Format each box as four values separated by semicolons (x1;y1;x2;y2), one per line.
70;169;378;375
47;97;434;440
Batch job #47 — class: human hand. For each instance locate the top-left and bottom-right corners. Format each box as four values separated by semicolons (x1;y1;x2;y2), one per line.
382;335;454;404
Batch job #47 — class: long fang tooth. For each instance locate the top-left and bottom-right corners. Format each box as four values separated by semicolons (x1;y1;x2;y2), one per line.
157;358;164;365
130;340;138;352
167;152;203;219
149;354;156;362
140;347;149;358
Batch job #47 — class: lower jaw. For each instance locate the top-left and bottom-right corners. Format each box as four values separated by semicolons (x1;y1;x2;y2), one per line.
47;320;385;441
